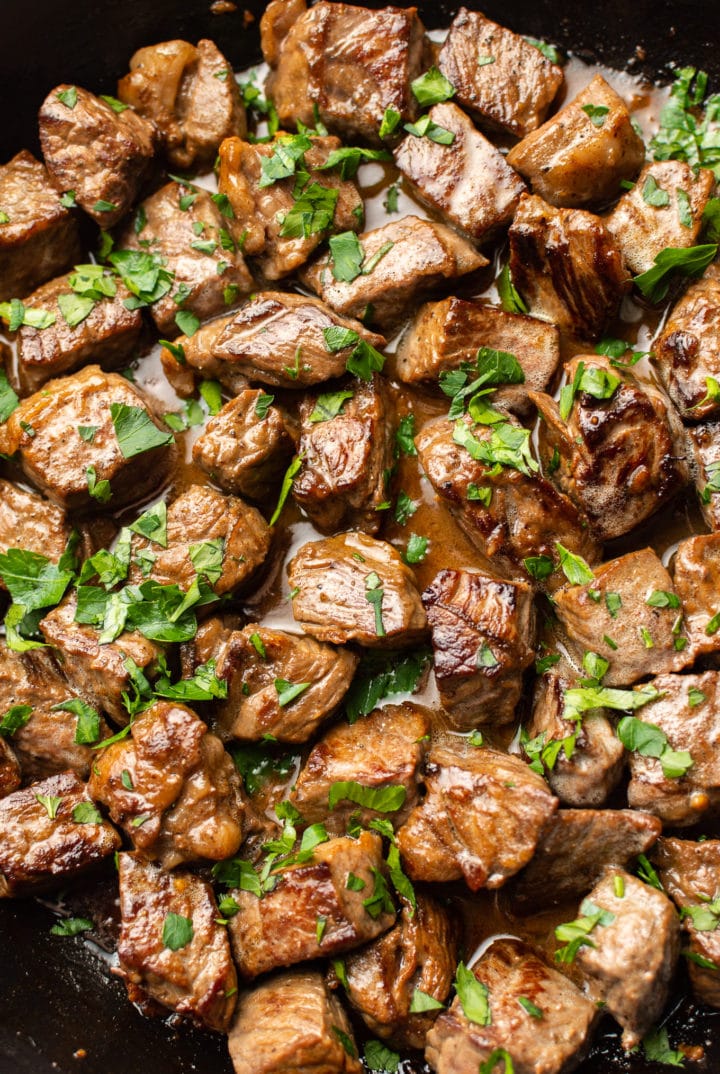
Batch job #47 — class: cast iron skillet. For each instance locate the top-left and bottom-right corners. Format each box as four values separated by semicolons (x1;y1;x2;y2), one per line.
1;2;720;1072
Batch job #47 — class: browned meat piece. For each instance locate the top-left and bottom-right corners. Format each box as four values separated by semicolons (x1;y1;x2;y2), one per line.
260;0;307;67
301;216;487;330
625;671;720;827
395;297;561;420
217;134;363;280
553;548;691;685
227;831;395;978
438;9;564;138
0;150;82;302
228;969;362;1074
426;938;597;1074
288;532;427;648
507;75;645;208
606;161;715;276
344;893;458;1049
509;808;661;912
0;480;70;581
508;194;629;340
0;771;120;897
293;374;393;534
652;836;720;1008
573;868;680;1050
416;416;600;587
116;181;254;337
214;624;358;743
394;103;526;243
674;534;720;658
688;421;720;531
161;291;385;395
654;261;720;420
118;39;246;170
291;704;428;833
0;366;175;510
262;1;426;145
0;738;21;798
117;853;236;1031
532;355;689;542
38;85;155;228
396;744;557;891
423;569;535;728
14;271;145;393
89;701;244;869
191;390;293;501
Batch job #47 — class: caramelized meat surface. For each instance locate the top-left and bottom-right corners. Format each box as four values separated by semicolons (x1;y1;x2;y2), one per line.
654;261;720;420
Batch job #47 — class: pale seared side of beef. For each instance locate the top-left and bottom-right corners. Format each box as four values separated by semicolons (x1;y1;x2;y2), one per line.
291;703;429;833
673;533;720;659
396;744;557;891
654;261;720;420
0;739;21;798
437;8;564;138
38;84;155;228
227;831;395;978
688;421;720;531
0;479;70;580
0;150;82;302
506;75;645;208
0;770;120;897
117;853;237;1032
425;938;597;1074
288;531;427;647
228;969;362;1074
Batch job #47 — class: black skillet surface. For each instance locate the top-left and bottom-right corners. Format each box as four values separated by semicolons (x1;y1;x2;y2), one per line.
2;2;720;1072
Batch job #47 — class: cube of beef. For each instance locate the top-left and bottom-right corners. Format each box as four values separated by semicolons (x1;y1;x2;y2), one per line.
0;365;175;510
0;479;71;578
214;624;358;743
301;216;487;330
506;75;645;208
293;374;393;534
262;1;426;145
673;534;720;658
438;9;563;138
217;134;363;280
89;700;244;869
0;771;120;897
0;739;21;799
0;150;82;302
654;260;720;420
426;938;597;1074
39;85;155;228
118;39;246;170
288;532;427;648
508;194;629;340
688;421;720;531
396;744;557;891
117;853;237;1031
394;103;526;242
227;831;395;978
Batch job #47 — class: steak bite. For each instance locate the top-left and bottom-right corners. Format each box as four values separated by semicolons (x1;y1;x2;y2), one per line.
118;38;246;170
396;744;557;891
0;365;175;510
228;969;362;1074
0;771;120;897
227;831;395;978
422;568;535;728
437;9;564;138
425;938;597;1074
88;700;244;869
394;103;526;243
38;84;155;228
301;216;488;330
288;532;427;648
0;150;82;302
0;479;71;577
293;373;394;535
673;534;720;658
0;740;20;799
506;74;645;208
508;194;629;340
688;421;720;531
117;853;237;1032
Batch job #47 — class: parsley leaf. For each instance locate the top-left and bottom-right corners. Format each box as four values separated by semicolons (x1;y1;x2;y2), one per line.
51;698;102;744
556;543;595;585
162;912;194;951
274;678;311;707
403;114;455;145
328;781;407;813
411;66;455;107
0;369;19;424
454;963;491;1025
0;548;73;611
0;704;33;738
581;103;610;127
555;898;615;962
634;243;718;303
51;916;93;936
309;390;354;423
641;1026;686;1067
110;402;174;459
345;648;431;722
403;533;428;564
617;715;694;779
270;454;304;526
409;988;445;1012
329;231;364;282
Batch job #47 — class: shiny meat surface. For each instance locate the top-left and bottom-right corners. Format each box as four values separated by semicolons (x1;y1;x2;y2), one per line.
673;533;720;658
0;739;21;799
654;261;720;420
0;479;70;576
688;420;720;531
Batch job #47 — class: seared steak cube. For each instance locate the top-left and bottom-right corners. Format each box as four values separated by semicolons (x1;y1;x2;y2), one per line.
0;739;20;799
673;534;720;658
506;74;645;208
0;150;82;302
117;853;237;1031
118;38;246;170
437;9;564;138
654;260;720;420
394;103;526;242
688;421;720;531
0;771;120;897
288;532;427;647
0;479;71;578
39;85;155;228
